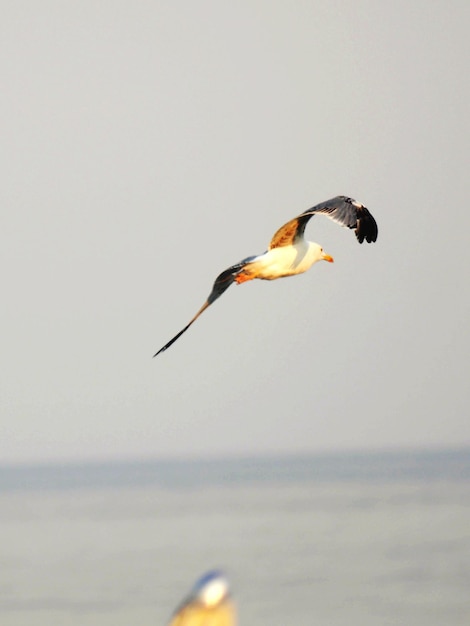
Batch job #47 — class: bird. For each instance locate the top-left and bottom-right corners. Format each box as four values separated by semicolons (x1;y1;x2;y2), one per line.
168;570;236;626
154;195;378;356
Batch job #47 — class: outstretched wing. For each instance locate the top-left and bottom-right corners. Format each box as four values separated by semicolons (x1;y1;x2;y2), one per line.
153;256;256;356
269;195;378;249
301;195;378;243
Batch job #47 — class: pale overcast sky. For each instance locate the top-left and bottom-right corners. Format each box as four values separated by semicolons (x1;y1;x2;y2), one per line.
2;1;469;464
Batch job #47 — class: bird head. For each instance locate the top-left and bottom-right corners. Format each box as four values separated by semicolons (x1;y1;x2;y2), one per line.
311;242;334;264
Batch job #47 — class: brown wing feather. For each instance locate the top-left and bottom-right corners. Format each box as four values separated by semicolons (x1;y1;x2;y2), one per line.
268;217;301;249
269;213;314;249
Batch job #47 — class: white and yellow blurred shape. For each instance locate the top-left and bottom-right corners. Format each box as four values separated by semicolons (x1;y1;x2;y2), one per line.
168;570;235;626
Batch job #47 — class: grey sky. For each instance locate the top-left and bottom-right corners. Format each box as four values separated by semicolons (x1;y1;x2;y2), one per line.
2;1;469;464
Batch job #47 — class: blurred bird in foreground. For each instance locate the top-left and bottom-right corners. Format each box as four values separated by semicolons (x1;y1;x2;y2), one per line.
168;570;236;626
154;195;378;356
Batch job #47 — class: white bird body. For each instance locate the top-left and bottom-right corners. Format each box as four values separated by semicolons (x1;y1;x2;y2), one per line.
242;240;329;281
154;195;377;356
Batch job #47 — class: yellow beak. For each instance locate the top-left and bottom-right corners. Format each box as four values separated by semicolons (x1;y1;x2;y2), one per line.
322;253;334;263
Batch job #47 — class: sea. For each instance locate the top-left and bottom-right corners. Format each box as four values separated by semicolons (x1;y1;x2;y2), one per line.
0;448;469;626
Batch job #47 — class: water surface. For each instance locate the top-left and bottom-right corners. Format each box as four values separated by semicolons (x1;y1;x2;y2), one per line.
1;449;469;625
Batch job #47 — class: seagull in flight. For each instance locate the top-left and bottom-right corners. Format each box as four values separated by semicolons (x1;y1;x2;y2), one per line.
168;570;235;626
154;195;378;356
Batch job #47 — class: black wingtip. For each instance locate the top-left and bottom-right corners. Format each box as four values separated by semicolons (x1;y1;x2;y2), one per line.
354;205;378;244
153;321;194;357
